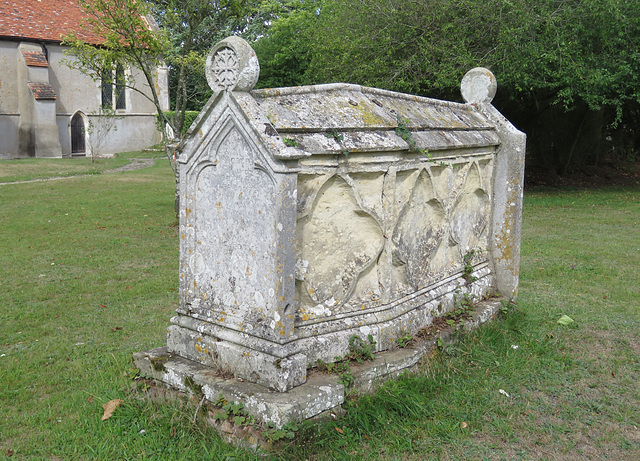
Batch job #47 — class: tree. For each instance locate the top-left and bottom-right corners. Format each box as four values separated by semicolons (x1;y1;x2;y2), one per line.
63;0;178;176
256;0;640;173
252;0;319;89
64;0;256;212
148;0;250;133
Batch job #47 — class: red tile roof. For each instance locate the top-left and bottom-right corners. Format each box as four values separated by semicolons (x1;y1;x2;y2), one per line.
22;50;49;67
0;0;104;44
28;82;57;100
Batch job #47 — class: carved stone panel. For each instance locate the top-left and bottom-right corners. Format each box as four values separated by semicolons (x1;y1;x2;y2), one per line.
296;174;384;320
180;120;285;339
295;156;494;327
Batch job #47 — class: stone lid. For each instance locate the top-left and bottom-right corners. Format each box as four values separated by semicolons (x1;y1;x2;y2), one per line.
247;83;500;156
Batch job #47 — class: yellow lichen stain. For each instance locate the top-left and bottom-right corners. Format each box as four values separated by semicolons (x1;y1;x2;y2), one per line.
218;317;225;322
195;344;203;352
221;311;226;315
193;281;198;288
186;207;192;218
302;313;309;321
181;233;186;240
202;293;207;300
246;267;252;276
216;202;222;213
188;249;193;254
197;240;202;245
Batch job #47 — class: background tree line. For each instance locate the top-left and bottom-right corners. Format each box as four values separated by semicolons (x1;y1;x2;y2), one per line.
69;0;640;178
253;0;640;177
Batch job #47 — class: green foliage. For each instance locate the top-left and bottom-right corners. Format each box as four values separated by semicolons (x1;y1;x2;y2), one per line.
282;137;298;147
323;129;350;157
315;335;377;388
252;0;320;89
255;0;640;170
148;0;254;116
396;333;414;349
263;421;299;442
211;394;254;426
302;0;640;113
462;249;479;284
160;111;199;135
395;116;433;158
62;0;169;109
347;334;376;363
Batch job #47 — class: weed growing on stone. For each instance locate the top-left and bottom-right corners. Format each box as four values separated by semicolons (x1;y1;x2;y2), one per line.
396;333;414;348
325;129;350;157
395;115;436;161
462;249;479;284
282;137;298;147
211;394;254;427
315;335;377;388
263;422;299;443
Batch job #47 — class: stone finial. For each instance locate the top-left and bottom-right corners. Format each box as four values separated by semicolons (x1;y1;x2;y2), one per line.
461;67;497;105
205;36;260;92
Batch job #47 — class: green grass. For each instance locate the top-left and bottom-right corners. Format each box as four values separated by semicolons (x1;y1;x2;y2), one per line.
0;150;167;183
1;159;638;460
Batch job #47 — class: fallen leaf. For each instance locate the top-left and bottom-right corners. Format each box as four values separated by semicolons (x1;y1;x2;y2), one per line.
335;426;344;434
499;389;510;397
111;327;123;332
100;304;106;309
557;315;574;326
363;434;370;440
101;399;124;421
611;371;616;378
460;422;468;429
87;397;94;404
6;449;14;457
170;426;177;438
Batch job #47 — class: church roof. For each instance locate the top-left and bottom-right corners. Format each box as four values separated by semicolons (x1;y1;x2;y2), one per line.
0;0;104;44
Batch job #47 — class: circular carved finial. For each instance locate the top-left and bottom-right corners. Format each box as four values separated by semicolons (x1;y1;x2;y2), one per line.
206;36;260;92
461;67;497;105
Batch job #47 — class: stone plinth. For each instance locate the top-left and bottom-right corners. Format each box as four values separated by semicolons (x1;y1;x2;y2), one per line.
135;37;525;426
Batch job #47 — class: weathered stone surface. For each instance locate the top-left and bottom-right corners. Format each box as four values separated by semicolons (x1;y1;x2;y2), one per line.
461;67;498;105
135;298;505;429
135;38;524;425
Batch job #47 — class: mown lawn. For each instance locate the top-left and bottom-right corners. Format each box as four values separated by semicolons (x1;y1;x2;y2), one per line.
1;158;638;460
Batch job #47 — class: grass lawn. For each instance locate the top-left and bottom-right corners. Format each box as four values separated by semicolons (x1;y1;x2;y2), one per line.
0;158;638;460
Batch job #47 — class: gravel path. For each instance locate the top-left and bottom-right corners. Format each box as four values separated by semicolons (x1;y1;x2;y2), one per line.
0;157;157;186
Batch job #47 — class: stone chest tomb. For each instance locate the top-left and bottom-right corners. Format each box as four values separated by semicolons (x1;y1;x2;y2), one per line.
135;37;525;427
